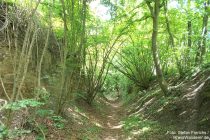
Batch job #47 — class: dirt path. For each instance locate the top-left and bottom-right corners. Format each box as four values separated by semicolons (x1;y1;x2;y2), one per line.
98;99;126;140
64;98;128;140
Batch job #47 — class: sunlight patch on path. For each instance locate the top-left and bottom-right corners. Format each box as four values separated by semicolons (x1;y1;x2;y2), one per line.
107;122;123;129
97;98;126;140
104;136;117;140
110;124;123;129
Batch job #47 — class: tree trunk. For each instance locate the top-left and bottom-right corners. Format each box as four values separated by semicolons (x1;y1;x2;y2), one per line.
56;0;68;115
147;0;169;95
195;0;209;64
187;0;192;49
80;0;87;65
163;1;184;76
187;21;192;48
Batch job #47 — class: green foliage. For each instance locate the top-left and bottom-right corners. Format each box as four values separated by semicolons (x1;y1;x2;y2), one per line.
50;115;65;129
122;115;160;134
8;129;31;139
122;115;140;132
36;109;54;117
0;123;31;139
36;135;45;140
5;99;44;110
2;0;210;139
35;109;65;130
103;70;128;93
74;91;87;100
86;125;101;134
122;89;140;105
121;114;175;139
81;125;102;140
34;87;50;102
114;42;154;89
0;124;8;139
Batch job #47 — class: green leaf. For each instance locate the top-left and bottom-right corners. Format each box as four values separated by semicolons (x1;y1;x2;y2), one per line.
5;99;44;110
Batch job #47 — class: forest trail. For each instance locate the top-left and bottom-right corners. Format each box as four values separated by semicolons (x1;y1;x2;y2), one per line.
97;98;126;140
68;97;128;140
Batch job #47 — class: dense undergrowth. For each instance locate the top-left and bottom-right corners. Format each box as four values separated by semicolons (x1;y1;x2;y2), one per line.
120;65;210;139
0;0;210;139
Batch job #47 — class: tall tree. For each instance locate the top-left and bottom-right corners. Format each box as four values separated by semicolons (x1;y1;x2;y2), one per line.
56;0;88;114
187;0;192;48
146;0;169;95
195;0;209;64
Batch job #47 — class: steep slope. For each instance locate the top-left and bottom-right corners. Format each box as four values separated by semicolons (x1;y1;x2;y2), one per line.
123;66;210;139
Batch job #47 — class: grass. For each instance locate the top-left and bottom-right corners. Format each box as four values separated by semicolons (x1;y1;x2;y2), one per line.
121;86;180;139
79;125;102;140
121;114;176;139
121;115;160;132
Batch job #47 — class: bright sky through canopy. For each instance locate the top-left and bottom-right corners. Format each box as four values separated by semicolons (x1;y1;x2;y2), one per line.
90;0;111;21
90;0;181;21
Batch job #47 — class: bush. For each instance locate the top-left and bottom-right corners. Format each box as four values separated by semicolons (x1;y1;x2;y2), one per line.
113;43;154;90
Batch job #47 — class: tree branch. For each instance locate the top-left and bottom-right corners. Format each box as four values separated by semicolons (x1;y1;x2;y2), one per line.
145;1;154;17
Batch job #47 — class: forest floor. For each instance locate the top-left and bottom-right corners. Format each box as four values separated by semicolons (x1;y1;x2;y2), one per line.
65;97;128;140
1;51;210;140
60;98;130;140
97;99;125;140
